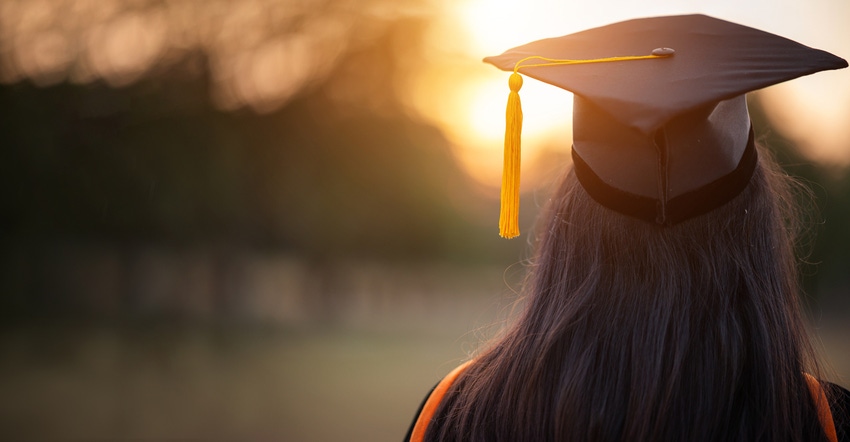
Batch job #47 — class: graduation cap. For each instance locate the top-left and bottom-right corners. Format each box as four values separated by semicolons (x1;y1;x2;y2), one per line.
484;14;847;238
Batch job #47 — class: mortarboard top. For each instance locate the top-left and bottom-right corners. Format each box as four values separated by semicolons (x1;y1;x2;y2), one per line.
484;14;847;237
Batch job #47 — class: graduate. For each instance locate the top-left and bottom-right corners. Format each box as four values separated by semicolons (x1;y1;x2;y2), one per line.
407;14;849;442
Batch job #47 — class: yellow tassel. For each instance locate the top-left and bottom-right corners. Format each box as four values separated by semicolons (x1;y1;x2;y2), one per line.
499;72;523;239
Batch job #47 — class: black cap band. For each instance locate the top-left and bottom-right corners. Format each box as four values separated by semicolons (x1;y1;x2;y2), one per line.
572;127;758;226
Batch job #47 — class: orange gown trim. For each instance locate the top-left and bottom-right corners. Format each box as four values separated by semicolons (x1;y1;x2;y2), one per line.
806;373;838;442
410;362;837;442
409;360;473;442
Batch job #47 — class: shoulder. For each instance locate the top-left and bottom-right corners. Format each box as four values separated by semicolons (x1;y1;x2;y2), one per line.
405;361;474;442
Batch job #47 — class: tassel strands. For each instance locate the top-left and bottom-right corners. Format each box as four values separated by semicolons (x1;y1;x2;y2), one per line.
499;72;523;238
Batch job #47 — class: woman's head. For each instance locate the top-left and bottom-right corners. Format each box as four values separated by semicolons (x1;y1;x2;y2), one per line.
526;144;806;358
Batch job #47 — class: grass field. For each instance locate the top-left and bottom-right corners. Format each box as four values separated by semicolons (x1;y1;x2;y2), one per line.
0;312;847;441
0;322;466;441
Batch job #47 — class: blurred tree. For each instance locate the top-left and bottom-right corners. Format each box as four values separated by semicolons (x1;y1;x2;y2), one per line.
0;0;535;321
0;13;516;264
0;11;529;320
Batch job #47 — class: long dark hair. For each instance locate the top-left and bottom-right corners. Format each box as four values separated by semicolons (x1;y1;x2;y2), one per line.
426;146;829;441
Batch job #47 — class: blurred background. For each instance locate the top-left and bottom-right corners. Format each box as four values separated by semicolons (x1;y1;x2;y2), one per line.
0;0;848;440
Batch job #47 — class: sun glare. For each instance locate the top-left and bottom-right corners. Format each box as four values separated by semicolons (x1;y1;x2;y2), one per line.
458;0;530;56
422;65;573;189
409;0;581;188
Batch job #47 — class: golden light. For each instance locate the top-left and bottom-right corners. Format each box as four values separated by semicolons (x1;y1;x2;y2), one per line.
457;0;534;56
760;74;850;167
407;0;583;189
455;74;574;186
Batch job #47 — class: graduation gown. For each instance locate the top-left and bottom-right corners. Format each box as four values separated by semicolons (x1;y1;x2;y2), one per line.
405;361;850;442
